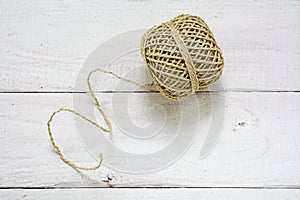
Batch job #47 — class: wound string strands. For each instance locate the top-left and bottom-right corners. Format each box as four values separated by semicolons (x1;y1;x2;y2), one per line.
141;14;224;100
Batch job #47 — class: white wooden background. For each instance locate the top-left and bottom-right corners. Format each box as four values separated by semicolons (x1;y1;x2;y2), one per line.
0;0;300;199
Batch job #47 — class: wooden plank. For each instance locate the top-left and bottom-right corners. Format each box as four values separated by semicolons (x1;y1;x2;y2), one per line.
0;92;299;187
0;0;299;92
1;189;300;200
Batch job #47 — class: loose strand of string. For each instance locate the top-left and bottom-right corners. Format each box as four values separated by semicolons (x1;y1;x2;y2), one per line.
47;68;154;170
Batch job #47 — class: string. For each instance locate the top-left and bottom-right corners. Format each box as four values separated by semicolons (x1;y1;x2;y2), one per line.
163;22;199;93
141;14;224;99
47;68;154;170
47;14;223;171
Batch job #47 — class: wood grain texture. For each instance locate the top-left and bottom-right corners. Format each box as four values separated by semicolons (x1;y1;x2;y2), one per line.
0;92;299;188
1;189;300;200
0;0;299;92
0;0;300;198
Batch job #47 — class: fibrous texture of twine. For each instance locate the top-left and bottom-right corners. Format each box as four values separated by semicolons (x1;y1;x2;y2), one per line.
47;69;153;170
47;14;224;171
141;14;224;99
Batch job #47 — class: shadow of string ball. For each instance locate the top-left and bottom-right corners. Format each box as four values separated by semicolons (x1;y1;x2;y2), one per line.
141;14;224;100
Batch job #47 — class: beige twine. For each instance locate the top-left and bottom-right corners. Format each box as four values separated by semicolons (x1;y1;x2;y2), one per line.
47;14;224;171
141;14;224;99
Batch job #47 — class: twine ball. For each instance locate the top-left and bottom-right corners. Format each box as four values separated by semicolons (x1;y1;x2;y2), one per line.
141;14;224;100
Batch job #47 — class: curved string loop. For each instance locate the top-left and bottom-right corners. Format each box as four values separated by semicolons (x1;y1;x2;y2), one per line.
47;68;154;170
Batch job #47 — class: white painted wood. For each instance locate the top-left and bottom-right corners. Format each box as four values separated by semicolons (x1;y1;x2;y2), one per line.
0;0;299;92
0;92;299;187
0;1;299;198
1;189;300;200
